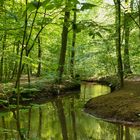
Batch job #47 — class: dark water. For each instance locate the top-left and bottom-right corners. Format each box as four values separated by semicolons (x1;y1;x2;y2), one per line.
0;83;140;140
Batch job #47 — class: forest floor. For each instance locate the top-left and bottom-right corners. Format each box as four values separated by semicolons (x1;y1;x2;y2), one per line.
0;75;80;106
85;75;140;126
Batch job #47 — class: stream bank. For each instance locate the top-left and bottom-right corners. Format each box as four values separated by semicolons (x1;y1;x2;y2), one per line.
0;77;80;108
85;77;140;126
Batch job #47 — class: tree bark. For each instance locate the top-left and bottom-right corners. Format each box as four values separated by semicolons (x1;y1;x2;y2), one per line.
124;12;132;75
0;2;7;82
36;36;42;77
0;34;6;82
115;0;124;87
70;4;77;78
58;0;70;83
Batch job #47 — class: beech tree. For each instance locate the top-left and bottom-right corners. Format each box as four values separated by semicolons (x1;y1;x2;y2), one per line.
114;0;124;87
57;0;70;83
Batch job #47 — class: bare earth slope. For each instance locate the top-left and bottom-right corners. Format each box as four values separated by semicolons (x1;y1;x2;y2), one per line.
85;78;140;126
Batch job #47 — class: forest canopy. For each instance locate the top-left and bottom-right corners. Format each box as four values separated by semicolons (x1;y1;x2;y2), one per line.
0;0;140;87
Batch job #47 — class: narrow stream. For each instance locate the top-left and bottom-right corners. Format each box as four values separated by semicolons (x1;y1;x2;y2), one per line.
0;83;140;140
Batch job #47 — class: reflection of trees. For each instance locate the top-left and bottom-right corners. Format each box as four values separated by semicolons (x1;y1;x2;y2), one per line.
116;125;131;140
37;107;42;138
71;97;77;140
12;109;25;140
0;95;133;140
55;98;68;140
117;125;123;140
27;107;32;138
125;126;130;140
2;116;7;140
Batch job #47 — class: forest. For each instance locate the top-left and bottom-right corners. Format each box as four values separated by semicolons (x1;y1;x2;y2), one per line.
0;0;140;139
0;0;140;90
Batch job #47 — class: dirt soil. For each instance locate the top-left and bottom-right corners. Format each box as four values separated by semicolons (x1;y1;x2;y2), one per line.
85;77;140;126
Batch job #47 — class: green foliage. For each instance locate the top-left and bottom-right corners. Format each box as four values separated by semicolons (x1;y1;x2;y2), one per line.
41;0;63;10
0;0;139;91
80;3;96;11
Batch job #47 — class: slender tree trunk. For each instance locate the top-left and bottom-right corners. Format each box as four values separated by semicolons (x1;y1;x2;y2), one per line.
4;57;8;81
70;5;77;78
58;0;70;83
36;36;42;77
0;0;4;82
25;5;39;86
27;63;31;86
123;12;132;75
11;41;20;80
14;1;28;138
0;4;7;82
0;34;6;81
115;0;124;87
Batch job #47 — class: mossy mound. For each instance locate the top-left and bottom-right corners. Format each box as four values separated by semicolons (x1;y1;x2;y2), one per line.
85;80;140;125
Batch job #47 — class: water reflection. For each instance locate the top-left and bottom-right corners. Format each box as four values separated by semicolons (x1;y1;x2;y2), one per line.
80;83;111;103
55;99;68;140
0;83;139;139
71;97;77;140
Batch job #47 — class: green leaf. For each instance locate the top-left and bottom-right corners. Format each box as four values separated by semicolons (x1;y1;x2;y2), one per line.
72;0;80;4
32;1;42;8
27;3;37;12
45;3;56;10
6;11;18;21
42;0;63;9
0;99;8;104
96;32;102;38
41;0;51;8
27;1;41;12
23;56;33;65
37;17;53;26
81;3;96;11
75;23;85;33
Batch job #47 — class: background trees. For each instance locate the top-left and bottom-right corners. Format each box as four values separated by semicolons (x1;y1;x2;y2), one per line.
0;0;140;86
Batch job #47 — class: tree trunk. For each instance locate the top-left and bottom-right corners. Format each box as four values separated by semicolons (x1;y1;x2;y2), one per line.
123;13;132;75
115;0;124;87
70;4;77;78
58;0;70;83
15;1;28;134
138;0;140;48
0;34;6;82
0;2;7;82
36;36;42;77
11;41;20;80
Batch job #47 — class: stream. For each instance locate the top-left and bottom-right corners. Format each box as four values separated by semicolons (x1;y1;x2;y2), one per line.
0;83;140;140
